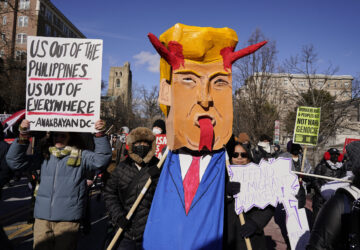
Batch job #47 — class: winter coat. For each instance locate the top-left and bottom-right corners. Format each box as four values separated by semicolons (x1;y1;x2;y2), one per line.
103;127;159;241
307;188;357;250
312;159;346;218
0;140;10;188
103;156;159;241
6;136;111;221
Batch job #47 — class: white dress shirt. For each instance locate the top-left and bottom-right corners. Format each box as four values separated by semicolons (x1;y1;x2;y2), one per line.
179;153;212;182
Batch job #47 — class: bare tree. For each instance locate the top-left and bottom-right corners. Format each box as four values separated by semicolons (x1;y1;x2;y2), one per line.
232;28;280;142
138;85;163;128
283;45;358;147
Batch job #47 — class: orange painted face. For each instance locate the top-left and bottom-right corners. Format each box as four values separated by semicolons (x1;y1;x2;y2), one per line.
160;60;233;151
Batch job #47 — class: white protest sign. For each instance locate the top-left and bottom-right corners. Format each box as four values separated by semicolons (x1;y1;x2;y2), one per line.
228;157;309;249
26;36;103;132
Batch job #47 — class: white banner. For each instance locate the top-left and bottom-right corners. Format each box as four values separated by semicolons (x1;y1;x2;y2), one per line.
26;36;103;132
228;158;310;249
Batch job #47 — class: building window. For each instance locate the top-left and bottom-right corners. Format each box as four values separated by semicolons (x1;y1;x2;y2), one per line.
116;79;120;88
15;50;26;61
2;16;7;25
45;24;51;36
4;0;8;8
45;8;53;22
283;79;288;85
19;0;30;10
344;82;350;88
299;81;305;87
333;82;337;88
1;33;5;41
40;3;45;16
16;33;27;44
18;16;28;27
0;50;4;58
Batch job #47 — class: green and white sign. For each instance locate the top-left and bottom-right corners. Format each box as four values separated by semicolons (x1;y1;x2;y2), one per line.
293;106;321;146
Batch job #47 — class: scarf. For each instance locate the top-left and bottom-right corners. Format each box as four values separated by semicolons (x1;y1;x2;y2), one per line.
326;160;343;170
49;146;82;167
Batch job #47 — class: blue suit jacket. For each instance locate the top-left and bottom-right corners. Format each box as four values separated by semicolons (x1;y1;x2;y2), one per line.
143;150;225;250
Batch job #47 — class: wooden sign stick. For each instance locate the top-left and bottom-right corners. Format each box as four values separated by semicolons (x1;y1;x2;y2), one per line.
107;148;169;250
292;171;351;183
225;156;252;250
298;145;307;182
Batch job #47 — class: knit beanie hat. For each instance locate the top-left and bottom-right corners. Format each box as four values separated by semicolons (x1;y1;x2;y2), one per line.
237;132;250;143
152;119;166;134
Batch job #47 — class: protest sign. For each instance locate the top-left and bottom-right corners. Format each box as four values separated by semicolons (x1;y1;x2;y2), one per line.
26;36;103;132
228;158;310;249
155;134;167;159
293;106;321;146
0;114;11;123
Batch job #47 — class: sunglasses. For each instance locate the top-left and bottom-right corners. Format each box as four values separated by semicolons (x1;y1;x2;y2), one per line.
233;152;248;158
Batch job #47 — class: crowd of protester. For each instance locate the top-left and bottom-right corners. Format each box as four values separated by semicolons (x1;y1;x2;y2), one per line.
0;118;359;250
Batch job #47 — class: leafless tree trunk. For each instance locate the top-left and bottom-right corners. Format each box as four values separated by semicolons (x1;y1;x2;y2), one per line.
232;28;280;143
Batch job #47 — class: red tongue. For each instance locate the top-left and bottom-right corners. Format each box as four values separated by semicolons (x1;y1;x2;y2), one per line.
198;118;214;151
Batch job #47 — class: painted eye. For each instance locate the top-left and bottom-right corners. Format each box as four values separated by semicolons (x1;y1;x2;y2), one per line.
183;77;196;84
214;78;228;86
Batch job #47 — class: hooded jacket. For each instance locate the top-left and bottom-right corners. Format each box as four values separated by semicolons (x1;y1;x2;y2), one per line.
6;136;111;221
307;141;360;250
103;127;159;241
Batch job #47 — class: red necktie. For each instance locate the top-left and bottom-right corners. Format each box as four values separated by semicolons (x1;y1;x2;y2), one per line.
183;156;201;215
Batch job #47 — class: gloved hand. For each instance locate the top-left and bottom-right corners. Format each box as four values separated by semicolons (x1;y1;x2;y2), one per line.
296;185;306;209
238;218;258;238
226;181;241;196
148;166;161;178
117;216;130;229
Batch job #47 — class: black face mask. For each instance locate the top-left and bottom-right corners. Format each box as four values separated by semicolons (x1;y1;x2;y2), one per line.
133;145;150;159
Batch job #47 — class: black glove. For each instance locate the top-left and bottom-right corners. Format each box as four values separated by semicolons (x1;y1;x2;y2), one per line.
238;218;258;238
226;181;241;196
148;166;161;178
296;185;306;209
117;216;130;229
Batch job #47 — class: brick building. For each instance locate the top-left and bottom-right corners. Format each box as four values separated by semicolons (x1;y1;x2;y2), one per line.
0;0;85;61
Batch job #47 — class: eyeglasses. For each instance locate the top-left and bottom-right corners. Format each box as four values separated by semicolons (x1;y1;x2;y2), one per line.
233;152;248;158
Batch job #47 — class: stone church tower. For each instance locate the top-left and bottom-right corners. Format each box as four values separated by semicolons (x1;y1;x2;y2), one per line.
107;62;132;107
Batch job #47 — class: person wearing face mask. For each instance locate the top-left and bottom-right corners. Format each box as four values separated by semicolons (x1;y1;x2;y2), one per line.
252;134;274;164
103;127;160;250
6;119;111;250
312;148;346;220
307;141;360;250
151;119;166;135
276;140;313;249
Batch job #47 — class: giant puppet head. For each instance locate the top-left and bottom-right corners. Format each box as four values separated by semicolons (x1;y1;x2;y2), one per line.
148;24;266;151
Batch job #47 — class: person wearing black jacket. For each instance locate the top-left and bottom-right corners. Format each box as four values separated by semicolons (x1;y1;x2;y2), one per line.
224;142;274;250
307;141;360;250
312;148;346;220
103;127;160;250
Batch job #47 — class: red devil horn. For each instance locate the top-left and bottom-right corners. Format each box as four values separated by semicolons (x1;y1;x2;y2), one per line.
221;41;267;70
147;33;184;69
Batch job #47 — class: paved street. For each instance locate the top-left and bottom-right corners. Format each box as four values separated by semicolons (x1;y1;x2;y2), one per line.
1;177;311;250
0;178;109;250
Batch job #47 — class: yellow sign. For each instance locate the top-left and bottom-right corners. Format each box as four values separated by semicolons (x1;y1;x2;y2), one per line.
293;106;321;146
